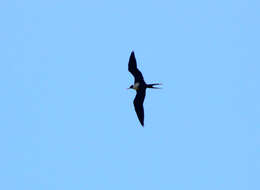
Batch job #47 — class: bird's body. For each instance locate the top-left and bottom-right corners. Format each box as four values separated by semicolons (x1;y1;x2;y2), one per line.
127;51;161;126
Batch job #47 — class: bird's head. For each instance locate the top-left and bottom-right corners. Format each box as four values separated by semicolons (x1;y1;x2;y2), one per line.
127;85;134;90
127;83;140;90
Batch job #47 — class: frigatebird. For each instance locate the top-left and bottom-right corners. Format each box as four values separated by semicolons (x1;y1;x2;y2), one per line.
127;51;161;126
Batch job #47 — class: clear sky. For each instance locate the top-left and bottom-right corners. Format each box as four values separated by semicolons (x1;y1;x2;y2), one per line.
0;0;259;189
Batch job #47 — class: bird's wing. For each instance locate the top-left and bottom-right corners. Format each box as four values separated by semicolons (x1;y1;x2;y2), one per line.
133;89;146;126
128;51;144;83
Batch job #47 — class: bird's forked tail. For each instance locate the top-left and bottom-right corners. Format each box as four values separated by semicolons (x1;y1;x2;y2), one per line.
146;83;162;89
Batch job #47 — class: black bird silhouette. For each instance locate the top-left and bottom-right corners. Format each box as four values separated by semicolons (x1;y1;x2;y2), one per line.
127;51;161;126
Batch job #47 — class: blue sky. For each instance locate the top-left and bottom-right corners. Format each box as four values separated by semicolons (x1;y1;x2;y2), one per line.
0;0;259;189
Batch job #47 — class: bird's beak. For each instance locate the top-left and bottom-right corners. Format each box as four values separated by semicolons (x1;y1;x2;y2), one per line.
126;88;130;90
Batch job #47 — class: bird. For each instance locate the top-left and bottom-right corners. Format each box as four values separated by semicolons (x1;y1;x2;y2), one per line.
127;51;162;126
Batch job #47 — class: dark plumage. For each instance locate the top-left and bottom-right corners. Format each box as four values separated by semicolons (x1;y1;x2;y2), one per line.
128;52;144;84
127;51;161;126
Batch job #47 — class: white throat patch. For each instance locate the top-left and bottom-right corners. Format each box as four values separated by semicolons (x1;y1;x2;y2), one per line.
133;82;140;90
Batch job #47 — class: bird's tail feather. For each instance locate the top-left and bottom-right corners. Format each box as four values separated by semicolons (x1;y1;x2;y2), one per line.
147;83;162;89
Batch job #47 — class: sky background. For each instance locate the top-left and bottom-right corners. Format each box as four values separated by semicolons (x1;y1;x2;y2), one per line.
0;0;259;189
